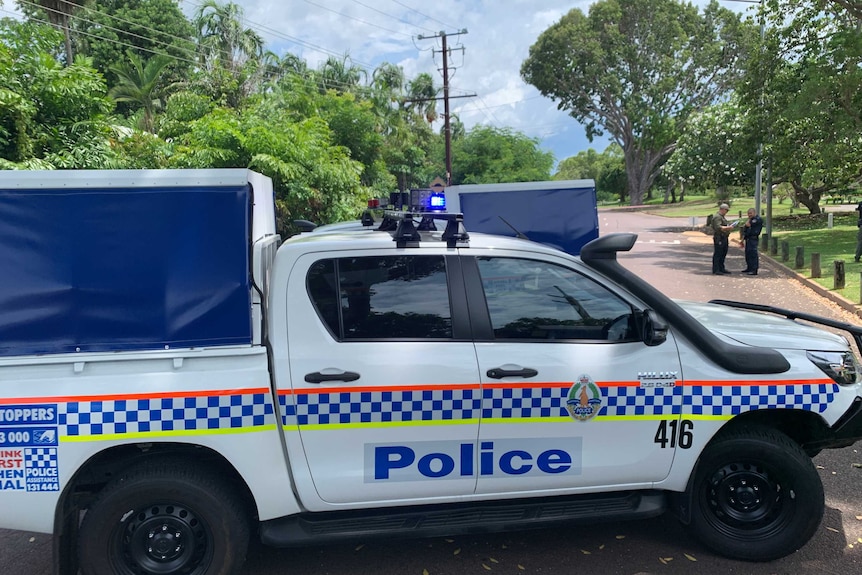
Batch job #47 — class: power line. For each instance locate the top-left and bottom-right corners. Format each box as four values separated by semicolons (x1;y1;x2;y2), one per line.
346;0;437;34
301;0;414;39
180;0;375;68
388;0;457;31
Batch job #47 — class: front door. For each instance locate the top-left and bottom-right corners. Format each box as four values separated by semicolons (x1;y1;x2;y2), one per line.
463;252;684;495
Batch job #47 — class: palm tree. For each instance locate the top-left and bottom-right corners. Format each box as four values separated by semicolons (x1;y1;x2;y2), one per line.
405;73;439;124
194;0;264;74
317;54;366;94
108;52;172;133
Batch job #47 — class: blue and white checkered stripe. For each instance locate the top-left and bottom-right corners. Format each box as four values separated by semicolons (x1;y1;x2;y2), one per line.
684;383;837;416
60;393;275;437
281;389;482;426
280;382;837;426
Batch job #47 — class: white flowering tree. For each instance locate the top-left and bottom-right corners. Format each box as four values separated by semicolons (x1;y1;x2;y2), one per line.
664;97;757;202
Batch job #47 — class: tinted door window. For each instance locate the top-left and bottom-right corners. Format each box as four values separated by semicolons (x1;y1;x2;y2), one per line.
307;255;452;339
476;257;634;341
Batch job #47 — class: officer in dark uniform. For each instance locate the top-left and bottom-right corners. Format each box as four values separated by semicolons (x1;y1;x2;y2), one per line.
855;201;862;262
741;208;763;275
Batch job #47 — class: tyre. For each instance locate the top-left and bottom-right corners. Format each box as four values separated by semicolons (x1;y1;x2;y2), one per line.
78;459;250;575
689;425;824;561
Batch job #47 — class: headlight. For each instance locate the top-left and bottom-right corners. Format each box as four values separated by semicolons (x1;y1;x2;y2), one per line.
807;351;862;385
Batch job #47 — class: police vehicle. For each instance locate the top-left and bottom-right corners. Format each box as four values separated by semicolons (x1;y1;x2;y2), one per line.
2;169;862;575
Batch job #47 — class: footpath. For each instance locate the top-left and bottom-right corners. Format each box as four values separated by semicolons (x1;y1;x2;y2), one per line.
600;210;862;328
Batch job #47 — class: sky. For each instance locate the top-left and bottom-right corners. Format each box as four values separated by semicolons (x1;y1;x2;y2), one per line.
176;0;611;166
182;0;758;168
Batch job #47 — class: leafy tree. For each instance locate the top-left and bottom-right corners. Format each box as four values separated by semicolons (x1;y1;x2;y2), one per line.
316;54;366;94
404;72;438;124
450;126;553;185
555;144;626;203
664;97;756;201
193;0;265;106
109;51;172;133
70;0;195;88
741;0;862;213
16;0;82;65
166;96;366;233
521;0;755;205
0;18;115;169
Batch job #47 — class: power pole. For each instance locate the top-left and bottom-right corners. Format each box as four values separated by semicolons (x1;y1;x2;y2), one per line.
415;29;474;185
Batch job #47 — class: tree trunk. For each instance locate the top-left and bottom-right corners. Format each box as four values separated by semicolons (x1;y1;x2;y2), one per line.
791;180;823;215
62;20;73;66
623;143;672;206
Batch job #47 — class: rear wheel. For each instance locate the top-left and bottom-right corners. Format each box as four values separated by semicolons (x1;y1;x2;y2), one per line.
689;425;823;561
78;459;249;575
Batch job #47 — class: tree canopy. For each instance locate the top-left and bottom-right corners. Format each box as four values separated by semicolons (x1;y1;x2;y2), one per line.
522;0;755;205
1;2;557;236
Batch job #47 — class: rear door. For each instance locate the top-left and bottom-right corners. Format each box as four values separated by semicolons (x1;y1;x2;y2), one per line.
282;250;482;506
462;251;684;495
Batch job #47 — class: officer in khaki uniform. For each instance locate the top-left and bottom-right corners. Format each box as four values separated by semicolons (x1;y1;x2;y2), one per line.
711;203;735;275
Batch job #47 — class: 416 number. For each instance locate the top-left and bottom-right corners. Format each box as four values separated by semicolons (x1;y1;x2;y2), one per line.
654;419;693;449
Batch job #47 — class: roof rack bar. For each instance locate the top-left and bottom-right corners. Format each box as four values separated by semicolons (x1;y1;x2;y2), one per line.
441;215;469;248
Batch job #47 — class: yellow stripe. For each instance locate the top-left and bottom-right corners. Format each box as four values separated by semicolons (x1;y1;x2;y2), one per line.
60;424;278;443
685;414;734;422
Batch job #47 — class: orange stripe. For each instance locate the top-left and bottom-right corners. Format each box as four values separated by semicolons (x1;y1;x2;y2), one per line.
0;388;271;405
684;379;833;387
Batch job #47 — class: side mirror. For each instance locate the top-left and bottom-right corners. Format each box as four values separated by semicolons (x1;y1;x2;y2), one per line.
640;309;668;347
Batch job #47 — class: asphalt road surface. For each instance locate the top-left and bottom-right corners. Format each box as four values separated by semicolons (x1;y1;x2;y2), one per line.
3;209;862;575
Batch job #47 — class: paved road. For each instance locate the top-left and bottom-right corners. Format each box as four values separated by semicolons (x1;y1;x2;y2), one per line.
4;209;862;574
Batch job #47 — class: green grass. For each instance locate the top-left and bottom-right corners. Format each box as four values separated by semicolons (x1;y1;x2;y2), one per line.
639;199;862;304
770;217;862;303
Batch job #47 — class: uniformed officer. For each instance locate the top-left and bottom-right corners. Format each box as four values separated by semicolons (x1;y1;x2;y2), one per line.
741;208;763;275
711;203;734;275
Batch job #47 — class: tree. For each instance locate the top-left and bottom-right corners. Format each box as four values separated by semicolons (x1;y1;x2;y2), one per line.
109;51;172;133
316;54;366;94
404;72;438;124
0;18;116;169
555;144;626;203
740;0;862;213
450;126;553;185
71;0;195;89
193;0;265;106
16;0;82;65
521;0;755;205
664;97;756;201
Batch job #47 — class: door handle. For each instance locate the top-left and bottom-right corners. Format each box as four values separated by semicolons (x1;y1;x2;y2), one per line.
304;371;361;384
486;367;538;379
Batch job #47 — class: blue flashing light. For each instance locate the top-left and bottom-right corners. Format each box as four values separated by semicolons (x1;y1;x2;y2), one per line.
429;192;446;211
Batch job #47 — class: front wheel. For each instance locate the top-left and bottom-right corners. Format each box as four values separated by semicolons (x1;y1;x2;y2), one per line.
78;459;249;575
689;425;824;561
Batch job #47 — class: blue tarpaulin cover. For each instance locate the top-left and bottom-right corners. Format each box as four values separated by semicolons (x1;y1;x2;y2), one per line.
0;183;252;356
455;183;598;256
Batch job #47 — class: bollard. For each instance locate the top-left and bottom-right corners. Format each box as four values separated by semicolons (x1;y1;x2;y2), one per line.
828;213;834;229
770;236;778;255
835;261;846;289
781;241;790;262
812;253;821;278
761;233;769;251
795;246;804;268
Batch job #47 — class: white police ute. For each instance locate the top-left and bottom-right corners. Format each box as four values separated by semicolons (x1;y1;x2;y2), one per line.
1;175;862;575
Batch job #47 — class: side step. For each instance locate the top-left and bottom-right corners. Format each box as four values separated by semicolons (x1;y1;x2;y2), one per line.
260;490;667;547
